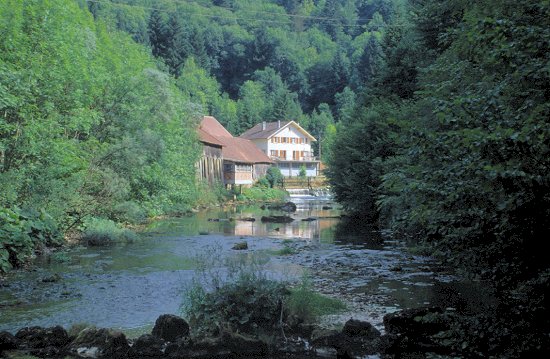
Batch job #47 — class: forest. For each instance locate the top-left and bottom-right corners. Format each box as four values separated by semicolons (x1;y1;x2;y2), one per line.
1;0;549;357
1;0;399;269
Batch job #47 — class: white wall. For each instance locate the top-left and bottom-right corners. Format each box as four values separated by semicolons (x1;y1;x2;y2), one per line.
277;162;318;177
265;124;314;160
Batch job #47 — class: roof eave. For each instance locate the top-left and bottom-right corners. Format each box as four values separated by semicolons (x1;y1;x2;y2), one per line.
266;121;316;141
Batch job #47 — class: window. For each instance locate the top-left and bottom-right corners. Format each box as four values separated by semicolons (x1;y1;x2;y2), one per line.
224;163;234;172
293;151;299;160
236;164;252;172
270;150;278;157
280;150;287;159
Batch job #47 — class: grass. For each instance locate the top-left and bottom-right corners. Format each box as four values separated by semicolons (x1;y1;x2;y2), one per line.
287;280;347;323
236;187;288;202
272;246;296;256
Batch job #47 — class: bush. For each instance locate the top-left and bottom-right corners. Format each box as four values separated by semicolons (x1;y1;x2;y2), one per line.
183;247;346;338
254;176;271;188
111;201;147;224
185;276;289;337
266;167;284;188
0;207;62;273
299;165;307;179
81;217;137;246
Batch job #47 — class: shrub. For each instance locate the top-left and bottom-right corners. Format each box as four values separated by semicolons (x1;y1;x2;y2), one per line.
0;207;62;272
266;167;284;188
183;247;346;338
81;217;137;246
254;176;271;188
299;165;307;179
110;201;147;224
185;275;289;337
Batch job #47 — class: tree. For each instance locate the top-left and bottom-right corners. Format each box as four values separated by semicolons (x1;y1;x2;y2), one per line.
266;166;284;188
236;81;268;133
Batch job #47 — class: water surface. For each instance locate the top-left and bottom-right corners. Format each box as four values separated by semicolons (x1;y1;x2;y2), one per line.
0;196;492;334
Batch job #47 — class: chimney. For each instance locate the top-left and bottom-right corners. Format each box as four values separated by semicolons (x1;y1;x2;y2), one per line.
277;120;281;128
262;121;266;130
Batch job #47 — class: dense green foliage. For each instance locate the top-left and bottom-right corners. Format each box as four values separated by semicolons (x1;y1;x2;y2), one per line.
184;245;345;338
0;207;62;271
0;0;201;270
328;0;549;355
86;0;408;160
265;166;284;188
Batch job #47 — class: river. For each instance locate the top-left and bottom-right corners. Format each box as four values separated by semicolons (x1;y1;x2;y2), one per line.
0;195;491;336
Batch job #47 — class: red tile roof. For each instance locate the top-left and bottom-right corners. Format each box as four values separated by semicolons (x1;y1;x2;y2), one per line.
198;128;223;147
201;116;233;138
199;116;273;164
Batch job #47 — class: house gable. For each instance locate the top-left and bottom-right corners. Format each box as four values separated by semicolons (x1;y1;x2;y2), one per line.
268;121;316;141
240;121;316;142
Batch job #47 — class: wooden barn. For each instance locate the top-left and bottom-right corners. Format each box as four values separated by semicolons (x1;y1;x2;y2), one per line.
198;116;273;187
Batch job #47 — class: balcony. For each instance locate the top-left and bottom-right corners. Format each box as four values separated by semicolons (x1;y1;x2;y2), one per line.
270;155;318;162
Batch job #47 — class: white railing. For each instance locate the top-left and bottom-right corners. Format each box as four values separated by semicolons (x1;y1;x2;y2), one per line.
270;156;318;161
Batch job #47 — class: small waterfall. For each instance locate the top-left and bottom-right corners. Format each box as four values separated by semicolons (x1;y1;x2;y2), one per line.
286;188;311;196
286;187;333;198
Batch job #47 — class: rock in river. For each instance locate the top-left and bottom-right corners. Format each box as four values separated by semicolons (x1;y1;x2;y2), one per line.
232;242;248;250
261;215;294;223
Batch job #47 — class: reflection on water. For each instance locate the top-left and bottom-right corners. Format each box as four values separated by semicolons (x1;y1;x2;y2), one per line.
149;196;342;242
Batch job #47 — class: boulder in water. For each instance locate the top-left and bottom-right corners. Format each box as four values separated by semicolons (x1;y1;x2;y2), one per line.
261;215;294;223
232;242;248;250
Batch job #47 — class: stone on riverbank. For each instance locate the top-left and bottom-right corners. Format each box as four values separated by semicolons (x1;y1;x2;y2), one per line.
131;334;165;358
310;319;382;357
166;331;269;359
383;307;457;356
152;314;190;342
16;325;70;350
0;331;19;354
342;318;381;340
384;306;447;335
68;327;130;358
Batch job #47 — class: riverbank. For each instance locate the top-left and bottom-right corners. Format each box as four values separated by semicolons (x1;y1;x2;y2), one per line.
1;196;506;357
1;305;508;358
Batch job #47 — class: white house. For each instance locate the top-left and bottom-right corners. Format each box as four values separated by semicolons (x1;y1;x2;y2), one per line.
240;120;320;177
